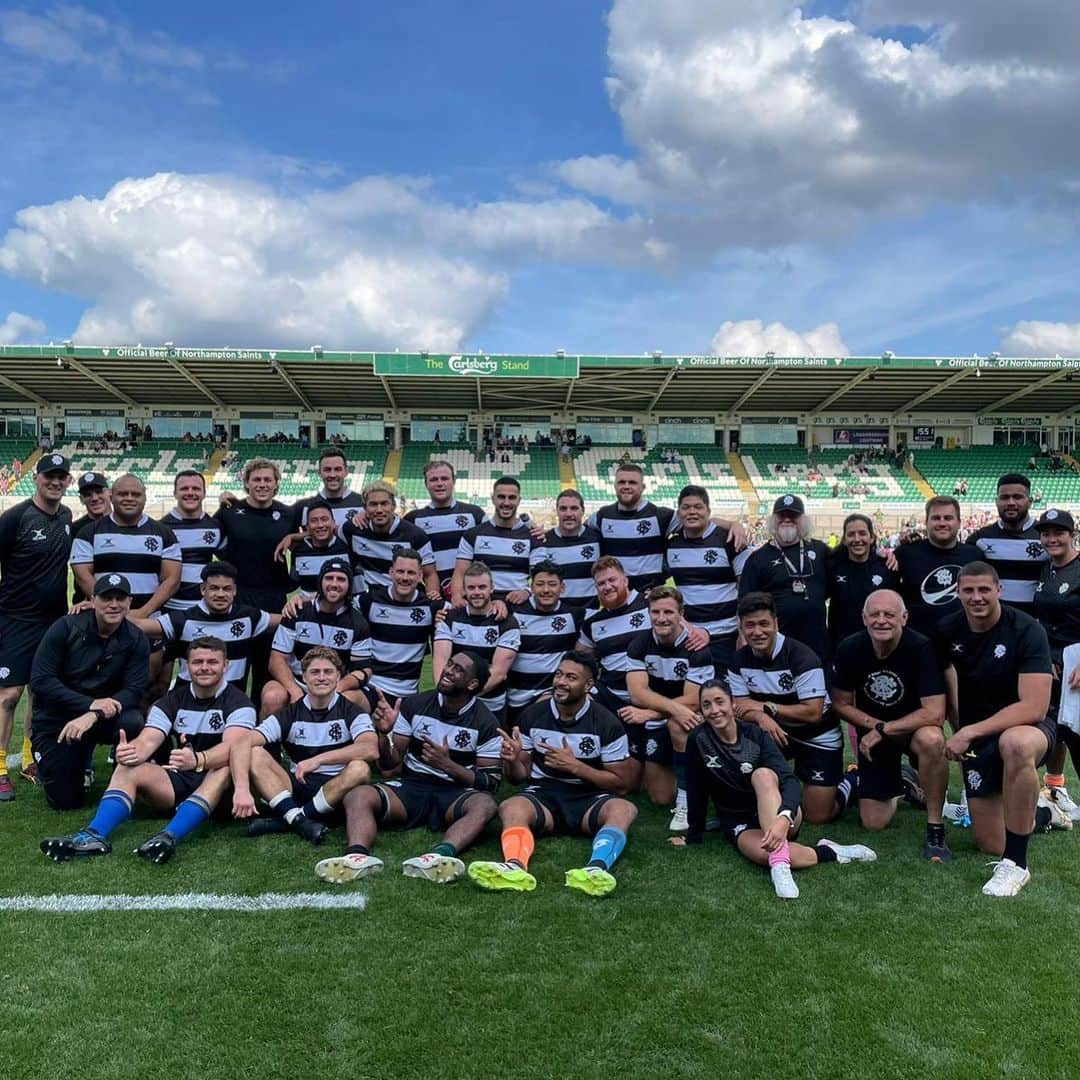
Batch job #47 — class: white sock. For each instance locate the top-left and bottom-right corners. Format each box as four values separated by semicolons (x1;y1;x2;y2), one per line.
675;788;687;810
313;787;334;815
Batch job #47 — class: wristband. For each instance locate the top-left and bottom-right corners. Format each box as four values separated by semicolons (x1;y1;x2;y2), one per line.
763;702;778;719
875;721;887;738
778;808;794;823
91;708;106;722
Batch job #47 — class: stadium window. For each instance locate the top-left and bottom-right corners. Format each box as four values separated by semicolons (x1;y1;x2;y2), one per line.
411;417;466;442
326;416;383;442
238;414;300;439
64;411;124;437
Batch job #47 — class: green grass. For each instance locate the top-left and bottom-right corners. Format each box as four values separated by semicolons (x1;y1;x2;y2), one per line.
3;664;1080;1080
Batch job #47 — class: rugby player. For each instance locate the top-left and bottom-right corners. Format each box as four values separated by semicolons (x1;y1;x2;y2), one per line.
624;586;713;826
831;589;951;859
40;637;256;863
452;476;535;604
0;452;73;797
669;681;876;900
160;469;224;612
292;446;365;532
236;647;377;845
939;562;1062;896
728;592;853;824
530;489;601;610
468;651;637;897
70;470;109;603
287;499;351;597
313;651;501;884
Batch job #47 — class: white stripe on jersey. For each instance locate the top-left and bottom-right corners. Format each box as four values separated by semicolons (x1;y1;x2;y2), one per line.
368;672;422;698
595;516;662;539
147;702;256;737
626;653;712;686
728;665;827;702
256;710;373;775
393;710;502;781
522;725;629;782
1000;579;1039;604
71;531;181;563
580;608;648;650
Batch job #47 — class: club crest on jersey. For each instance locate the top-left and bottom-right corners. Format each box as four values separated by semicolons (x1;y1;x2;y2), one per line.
272;511;281;521
636;521;651;536
328;722;343;741
333;630;349;648
1026;542;1045;559
993;644;1007;659
674;661;689;679
455;515;469;528
921;565;961;606
230;621;245;637
865;670;903;707
578;735;597;756
740;761;753;774
629;612;646;628
207;712;224;731
453;729;471;749
484;628;499;645
144;537;159;553
1061;582;1071;594
581;545;595;560
778;672;795;692
871;575;883;586
703;549;719;564
0;667;9;679
410;608;426;623
202;531;217;545
551;616;567;632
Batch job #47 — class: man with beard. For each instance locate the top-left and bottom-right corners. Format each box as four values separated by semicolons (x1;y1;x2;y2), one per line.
160;470;224;612
530;489;601;610
404;460;484;600
452;477;535;604
738;495;831;660
0;453;73;797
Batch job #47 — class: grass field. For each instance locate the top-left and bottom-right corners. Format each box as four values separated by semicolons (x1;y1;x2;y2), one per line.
3;660;1080;1080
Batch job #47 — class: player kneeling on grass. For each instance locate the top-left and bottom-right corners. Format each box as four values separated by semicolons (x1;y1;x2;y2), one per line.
40;637;256;864
669;681;876;900
468;651;637;898
314;650;502;885
233;647;378;846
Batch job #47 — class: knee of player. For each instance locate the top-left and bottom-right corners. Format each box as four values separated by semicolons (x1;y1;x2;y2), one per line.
858;813;889;832
750;767;780;791
341;759;371;785
911;726;945;755
497;795;532;825
466;792;499;820
998;728;1035;767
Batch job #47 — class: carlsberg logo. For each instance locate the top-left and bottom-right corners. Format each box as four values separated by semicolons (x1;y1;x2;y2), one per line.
448;355;499;376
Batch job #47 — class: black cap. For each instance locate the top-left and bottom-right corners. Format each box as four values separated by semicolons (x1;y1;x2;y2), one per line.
93;573;132;598
772;494;805;515
36;453;71;476
320;558;353;583
1035;509;1075;532
77;470;108;492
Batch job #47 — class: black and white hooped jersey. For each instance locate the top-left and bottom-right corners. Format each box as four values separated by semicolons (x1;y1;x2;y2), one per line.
156;601;272;688
293;489;365;534
343;515;435;593
405;501;485;581
288;534;352;596
393;690;503;786
145;680;256;753
71;513;182;608
664;523;750;641
271;600;372;681
589;501;675;593
625;630;714;730
507;600;585;709
518;697;629;789
435;607;520;710
159;510;224;611
728;633;838;749
456;521;536;597
357;587;443;698
530;525;602;607
969;520;1048;614
578;590;650;701
255;692;374;776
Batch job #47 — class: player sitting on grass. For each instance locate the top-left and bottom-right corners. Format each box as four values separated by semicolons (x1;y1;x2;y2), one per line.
313;650;502;885
233;647;378;846
669;680;876;899
468;651;637;898
40;636;256;864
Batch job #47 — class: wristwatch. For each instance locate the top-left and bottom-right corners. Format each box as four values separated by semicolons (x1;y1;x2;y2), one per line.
90;708;106;722
875;721;887;737
777;808;795;823
763;701;779;719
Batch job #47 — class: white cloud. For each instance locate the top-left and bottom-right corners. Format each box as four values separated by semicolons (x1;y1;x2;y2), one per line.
0;311;45;345
710;319;849;357
0;173;511;350
999;321;1080;357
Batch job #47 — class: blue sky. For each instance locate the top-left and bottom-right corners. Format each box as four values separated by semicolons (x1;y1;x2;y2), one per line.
0;0;1077;357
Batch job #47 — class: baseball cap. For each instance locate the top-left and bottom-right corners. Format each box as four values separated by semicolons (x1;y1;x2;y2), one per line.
320;558;353;583
77;470;109;492
93;573;132;598
1035;508;1075;532
772;494;805;515
36;453;71;475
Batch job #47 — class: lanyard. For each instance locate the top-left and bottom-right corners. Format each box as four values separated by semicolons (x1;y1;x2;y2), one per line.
775;541;808;579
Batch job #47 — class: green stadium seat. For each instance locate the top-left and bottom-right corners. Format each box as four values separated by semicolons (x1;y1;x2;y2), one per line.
396;442;560;505
916;444;1080;505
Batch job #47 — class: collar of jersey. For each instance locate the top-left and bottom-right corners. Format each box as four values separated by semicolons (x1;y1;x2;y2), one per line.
191;678;229;701
301;691;340;711
653;627;689;648
616;499;648;514
315;600;348;616
751;631;786;662
319;487;353;501
109;512;148;527
367;515;402;536
678;521;716;540
436;691;475;715
553;525;586;539
549;696;590;722
425;500;458;510
196;600;234;616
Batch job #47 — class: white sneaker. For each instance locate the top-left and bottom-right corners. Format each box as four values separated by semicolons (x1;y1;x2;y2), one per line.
315;852;384;884
942;800;966;822
669;804;689;832
401;853;466;883
818;838;877;864
1048;785;1080;823
982;858;1031;897
770;862;799;899
1038;790;1074;831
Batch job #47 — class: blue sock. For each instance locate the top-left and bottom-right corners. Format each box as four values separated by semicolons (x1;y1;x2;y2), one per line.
673;751;687;790
587;826;627;871
86;790;134;839
163;795;212;842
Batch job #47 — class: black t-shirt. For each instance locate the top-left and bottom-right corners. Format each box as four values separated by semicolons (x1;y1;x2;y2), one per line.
1033;555;1080;665
894;539;982;637
826;549;901;647
0;498;73;621
739;539;830;659
936;606;1051;730
215;500;297;607
831;628;945;725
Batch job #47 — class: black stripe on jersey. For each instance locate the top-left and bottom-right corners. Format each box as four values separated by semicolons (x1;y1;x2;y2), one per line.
507;601;584;707
530;526;601;606
160;511;224;610
145;681;256;753
358;588;443;697
589;501;674;591
405;502;485;577
579;590;649;700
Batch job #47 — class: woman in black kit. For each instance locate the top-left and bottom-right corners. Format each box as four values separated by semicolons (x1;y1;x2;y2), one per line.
826;513;900;650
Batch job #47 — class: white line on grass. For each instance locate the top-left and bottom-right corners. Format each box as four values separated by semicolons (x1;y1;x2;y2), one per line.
6;752;19;768
0;892;368;913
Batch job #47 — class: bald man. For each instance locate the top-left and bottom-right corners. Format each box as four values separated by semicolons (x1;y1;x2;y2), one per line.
830;589;952;861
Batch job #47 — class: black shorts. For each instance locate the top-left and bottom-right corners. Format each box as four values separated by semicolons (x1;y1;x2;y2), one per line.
856;735;907;801
626;724;673;767
167;768;205;805
784;737;843;787
962;719;1056;799
711;809;762;844
290;769;345;823
377;778;482;831
520;783;615;835
0;615;49;688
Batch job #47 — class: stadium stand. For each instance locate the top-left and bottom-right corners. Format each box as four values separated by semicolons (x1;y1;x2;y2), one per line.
915;444;1080;504
572;445;743;509
396;441;560;504
741;444;922;504
219;440;386;499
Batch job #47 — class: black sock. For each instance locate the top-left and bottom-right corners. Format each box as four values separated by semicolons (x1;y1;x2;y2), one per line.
926;822;945;847
1034;805;1052;832
814;842;838;864
345;843;370;856
835;769;859;814
1003;830;1030;869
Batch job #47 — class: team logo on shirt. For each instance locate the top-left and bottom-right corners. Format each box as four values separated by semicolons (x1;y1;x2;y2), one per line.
1027;542;1045;558
673;661;689;679
455;515;469;528
454;729;471;749
207;711;224;730
410;608;427;623
230;621;245;637
740;761;753;774
578;736;597;756
0;667;9;679
871;575;883;586
328;722;343;741
704;549;719;565
513;541;528;555
778;672;794;692
551;616;567;632
1061;583;1071;595
921;565;962;606
333;630;349;648
484;628;499;645
636;521;651;536
993;644;1007;659
144;537;159;553
629;612;646;628
272;511;281;521
864;670;903;707
581;545;595;560
202;531;217;545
